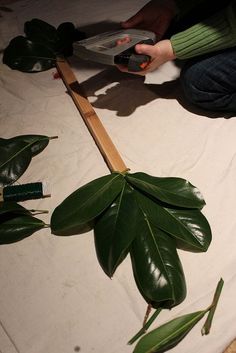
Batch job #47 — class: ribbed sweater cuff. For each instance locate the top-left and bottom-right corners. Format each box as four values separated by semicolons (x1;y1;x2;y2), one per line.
170;12;236;59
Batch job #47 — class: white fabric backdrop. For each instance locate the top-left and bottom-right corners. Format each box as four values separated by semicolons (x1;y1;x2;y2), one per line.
0;1;236;352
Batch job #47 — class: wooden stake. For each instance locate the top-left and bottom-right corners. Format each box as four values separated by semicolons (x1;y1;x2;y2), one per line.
56;59;128;173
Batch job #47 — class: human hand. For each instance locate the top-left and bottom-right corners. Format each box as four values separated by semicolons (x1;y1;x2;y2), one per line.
117;39;176;75
121;0;177;40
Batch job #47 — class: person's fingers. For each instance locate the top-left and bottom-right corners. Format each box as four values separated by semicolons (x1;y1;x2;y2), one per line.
153;16;172;39
121;12;144;29
116;62;147;75
135;43;156;57
121;19;169;41
116;64;129;72
116;36;131;46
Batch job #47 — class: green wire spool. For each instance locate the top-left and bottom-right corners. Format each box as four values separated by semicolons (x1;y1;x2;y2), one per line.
0;182;50;202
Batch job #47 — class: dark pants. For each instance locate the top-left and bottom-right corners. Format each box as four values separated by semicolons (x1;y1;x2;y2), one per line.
180;47;236;113
165;0;236;113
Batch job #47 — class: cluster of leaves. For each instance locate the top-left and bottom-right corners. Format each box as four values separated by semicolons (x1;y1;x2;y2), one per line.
51;171;212;310
0;201;48;245
1;20;220;352
0;134;54;244
0;134;54;187
3;18;85;72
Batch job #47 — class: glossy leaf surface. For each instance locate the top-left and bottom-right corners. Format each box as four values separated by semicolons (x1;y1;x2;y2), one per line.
135;192;211;252
94;184;139;277
3;19;86;72
25;19;84;56
133;310;206;353
159;206;212;252
8;134;50;156
0;139;32;186
51;169;211;314
0;202;30;223
0;135;51;186
130;220;186;308
0;215;46;244
130;199;186;308
51;173;125;235
126;172;205;209
56;22;85;56
3;36;56;72
24;18;59;52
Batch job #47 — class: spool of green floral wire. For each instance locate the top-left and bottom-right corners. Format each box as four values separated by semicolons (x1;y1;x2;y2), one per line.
0;182;50;202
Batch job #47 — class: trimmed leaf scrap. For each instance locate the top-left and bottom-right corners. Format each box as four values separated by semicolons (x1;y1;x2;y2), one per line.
133;310;206;353
132;279;224;353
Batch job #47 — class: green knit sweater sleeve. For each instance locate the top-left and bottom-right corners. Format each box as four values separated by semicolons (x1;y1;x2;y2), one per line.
170;1;236;59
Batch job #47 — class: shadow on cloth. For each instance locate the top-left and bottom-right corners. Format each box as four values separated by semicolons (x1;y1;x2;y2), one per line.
72;20;233;119
76;67;230;119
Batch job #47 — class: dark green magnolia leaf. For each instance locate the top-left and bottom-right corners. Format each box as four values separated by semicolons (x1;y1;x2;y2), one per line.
7;134;50;157
0;201;31;223
51;173;125;236
3;18;84;72
130;194;186;309
133;310;206;353
24;19;83;57
57;22;85;42
56;22;77;56
94;183;139;277
159;207;212;252
0;214;46;244
0;139;32;186
3;36;56;72
57;22;76;39
24;18;59;52
56;22;75;56
56;22;86;56
126;172;205;209
0;201;26;213
136;192;211;252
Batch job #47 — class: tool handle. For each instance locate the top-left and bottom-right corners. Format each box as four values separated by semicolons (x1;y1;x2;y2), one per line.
128;38;153;72
56;59;127;173
128;53;150;72
115;38;153;72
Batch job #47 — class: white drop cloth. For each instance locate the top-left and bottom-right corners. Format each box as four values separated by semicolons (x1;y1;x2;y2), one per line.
0;1;235;353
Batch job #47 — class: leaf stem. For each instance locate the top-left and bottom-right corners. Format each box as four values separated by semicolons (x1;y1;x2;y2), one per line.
128;307;162;345
201;278;224;335
143;304;152;327
49;136;59;140
121;168;130;175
